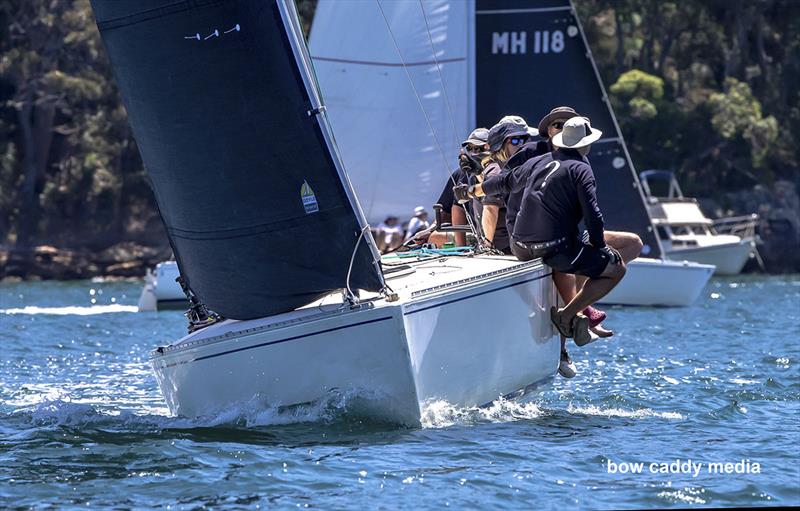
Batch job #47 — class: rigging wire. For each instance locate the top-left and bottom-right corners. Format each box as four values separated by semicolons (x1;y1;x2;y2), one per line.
344;225;370;304
418;0;462;151
374;0;479;238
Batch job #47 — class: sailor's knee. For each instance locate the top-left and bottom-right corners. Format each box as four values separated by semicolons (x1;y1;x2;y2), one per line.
631;235;643;258
607;260;626;279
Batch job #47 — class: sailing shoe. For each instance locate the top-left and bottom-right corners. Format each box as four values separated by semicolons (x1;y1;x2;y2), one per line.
558;350;577;378
571;313;593;347
550;306;574;338
583;306;607;328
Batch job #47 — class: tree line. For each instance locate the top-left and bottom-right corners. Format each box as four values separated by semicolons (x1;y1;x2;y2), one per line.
1;0;797;252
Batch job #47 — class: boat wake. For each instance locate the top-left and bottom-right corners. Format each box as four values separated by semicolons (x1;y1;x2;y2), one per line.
4;389;393;434
419;397;685;428
420;397;547;428
5;394;685;435
0;304;139;315
565;404;685;420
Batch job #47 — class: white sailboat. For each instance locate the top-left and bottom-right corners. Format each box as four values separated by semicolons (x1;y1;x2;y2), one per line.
640;170;759;275
92;0;559;425
310;0;714;307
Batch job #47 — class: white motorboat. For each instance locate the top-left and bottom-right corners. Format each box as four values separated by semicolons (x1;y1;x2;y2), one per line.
92;0;558;423
310;0;714;306
137;261;184;312
640;170;759;275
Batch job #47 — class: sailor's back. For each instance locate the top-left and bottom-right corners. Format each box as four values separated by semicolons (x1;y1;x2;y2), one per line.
513;149;602;245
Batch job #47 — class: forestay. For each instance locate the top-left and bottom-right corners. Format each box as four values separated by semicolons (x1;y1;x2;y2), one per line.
91;0;383;320
475;0;663;257
309;0;469;223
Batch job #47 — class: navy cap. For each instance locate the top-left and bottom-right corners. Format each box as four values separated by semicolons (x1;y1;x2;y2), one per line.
461;127;489;147
488;116;532;152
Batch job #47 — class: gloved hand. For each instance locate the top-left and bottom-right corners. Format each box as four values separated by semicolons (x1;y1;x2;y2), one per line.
453;184;472;204
458;152;484;176
600;245;623;265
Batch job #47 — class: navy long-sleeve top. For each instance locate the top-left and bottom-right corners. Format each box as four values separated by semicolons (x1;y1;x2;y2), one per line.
482;149;606;247
480;140;549;237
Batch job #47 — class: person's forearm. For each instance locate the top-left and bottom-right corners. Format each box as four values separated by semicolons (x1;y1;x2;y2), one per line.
482;204;499;243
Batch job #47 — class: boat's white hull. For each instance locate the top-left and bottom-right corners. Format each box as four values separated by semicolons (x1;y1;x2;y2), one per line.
150;257;559;426
665;239;754;276
137;261;185;312
599;257;715;307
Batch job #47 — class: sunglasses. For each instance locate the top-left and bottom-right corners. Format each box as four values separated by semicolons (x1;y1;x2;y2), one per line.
465;144;485;153
549;121;565;130
507;136;529;146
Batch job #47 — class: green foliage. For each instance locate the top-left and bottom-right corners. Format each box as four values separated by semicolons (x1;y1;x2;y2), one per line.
0;0;157;247
610;69;664;101
580;0;799;195
0;0;796;251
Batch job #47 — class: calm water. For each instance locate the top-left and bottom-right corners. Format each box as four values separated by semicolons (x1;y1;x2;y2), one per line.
1;275;798;509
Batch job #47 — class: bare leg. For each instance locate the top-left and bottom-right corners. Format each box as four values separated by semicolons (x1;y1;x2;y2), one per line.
562;261;626;319
604;230;643;263
573;231;639;290
553;271;577;303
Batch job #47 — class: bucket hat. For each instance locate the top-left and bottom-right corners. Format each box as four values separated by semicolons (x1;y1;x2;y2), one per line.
461;127;489;147
551;116;603;149
537;106;578;138
488;116;533;152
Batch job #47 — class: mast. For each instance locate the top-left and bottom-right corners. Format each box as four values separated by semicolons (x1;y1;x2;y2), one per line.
277;0;386;282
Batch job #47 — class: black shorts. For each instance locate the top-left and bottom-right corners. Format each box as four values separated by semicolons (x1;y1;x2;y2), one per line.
543;241;611;278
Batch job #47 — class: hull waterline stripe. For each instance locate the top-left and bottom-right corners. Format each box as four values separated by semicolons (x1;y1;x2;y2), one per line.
161;316;394;367
404;273;550;315
312;56;465;68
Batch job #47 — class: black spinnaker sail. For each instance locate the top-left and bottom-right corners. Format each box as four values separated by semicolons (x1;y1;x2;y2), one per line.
475;0;662;258
91;0;383;319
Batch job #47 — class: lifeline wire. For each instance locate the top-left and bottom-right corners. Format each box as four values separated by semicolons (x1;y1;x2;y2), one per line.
374;0;479;238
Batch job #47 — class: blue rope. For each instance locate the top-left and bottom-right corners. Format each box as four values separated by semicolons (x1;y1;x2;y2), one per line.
386;246;473;259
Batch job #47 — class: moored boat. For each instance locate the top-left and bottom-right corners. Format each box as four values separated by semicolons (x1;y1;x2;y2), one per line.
640;170;759;275
137;260;184;312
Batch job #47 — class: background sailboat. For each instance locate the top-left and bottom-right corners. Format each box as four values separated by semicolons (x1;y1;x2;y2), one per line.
310;0;714;306
91;0;559;424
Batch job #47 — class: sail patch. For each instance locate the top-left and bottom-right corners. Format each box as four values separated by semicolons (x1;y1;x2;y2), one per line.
301;180;319;214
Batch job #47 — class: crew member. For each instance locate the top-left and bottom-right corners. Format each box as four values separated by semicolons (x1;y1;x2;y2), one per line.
468;116;534;253
508;107;612;340
458;117;635;347
429;128;490;247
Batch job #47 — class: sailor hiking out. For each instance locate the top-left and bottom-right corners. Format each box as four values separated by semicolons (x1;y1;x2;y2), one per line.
504;106;613;340
456;116;640;349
